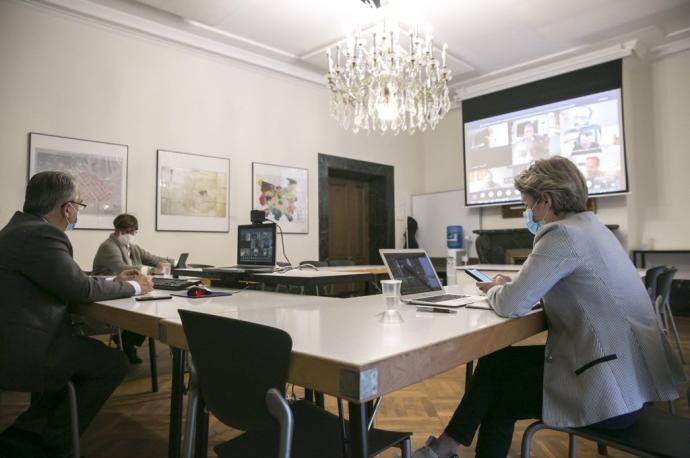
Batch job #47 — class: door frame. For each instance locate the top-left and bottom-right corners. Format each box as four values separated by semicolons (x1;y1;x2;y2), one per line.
318;153;394;263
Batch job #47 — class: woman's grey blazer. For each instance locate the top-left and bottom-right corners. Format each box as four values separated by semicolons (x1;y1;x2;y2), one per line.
488;211;685;427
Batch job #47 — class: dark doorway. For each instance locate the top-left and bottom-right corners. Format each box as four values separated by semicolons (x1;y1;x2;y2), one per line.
318;154;394;264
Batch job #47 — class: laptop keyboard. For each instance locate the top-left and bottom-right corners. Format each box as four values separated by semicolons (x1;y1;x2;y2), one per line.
152;278;200;291
418;294;468;303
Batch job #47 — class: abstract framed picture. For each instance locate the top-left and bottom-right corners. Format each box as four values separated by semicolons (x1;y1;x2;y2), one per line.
252;162;308;234
156;149;229;232
28;132;128;230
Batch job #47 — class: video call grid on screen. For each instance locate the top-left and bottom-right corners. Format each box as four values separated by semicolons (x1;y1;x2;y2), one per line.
237;224;276;265
384;252;443;296
463;89;627;207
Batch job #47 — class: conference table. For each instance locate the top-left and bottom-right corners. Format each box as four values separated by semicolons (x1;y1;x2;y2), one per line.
75;280;547;458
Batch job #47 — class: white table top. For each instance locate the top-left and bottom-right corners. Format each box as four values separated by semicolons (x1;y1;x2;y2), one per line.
159;284;525;367
81;284;546;400
255;269;370;278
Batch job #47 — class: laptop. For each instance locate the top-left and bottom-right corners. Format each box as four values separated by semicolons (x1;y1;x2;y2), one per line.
175;253;189;268
379;249;483;308
225;223;277;272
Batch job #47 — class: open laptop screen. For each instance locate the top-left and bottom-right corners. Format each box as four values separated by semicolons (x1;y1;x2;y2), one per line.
237;223;276;266
381;251;443;295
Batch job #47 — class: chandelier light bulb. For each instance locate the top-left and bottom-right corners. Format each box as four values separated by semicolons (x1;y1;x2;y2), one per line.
325;1;452;135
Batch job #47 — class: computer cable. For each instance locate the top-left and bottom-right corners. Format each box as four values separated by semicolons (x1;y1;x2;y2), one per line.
266;218;292;267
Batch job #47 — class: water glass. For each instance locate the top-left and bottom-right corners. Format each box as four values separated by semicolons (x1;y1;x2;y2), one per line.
381;279;402;310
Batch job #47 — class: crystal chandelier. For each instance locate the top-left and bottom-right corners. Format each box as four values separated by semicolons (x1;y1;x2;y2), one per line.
325;0;452;135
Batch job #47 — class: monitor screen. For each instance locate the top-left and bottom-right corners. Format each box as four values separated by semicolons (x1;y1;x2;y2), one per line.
237;224;276;266
382;251;443;296
463;88;627;207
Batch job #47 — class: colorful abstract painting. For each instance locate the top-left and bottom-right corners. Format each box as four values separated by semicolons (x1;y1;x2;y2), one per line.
252;162;308;233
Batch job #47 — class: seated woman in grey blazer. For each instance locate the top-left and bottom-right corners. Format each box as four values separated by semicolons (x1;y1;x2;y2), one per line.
413;156;685;458
92;214;172;363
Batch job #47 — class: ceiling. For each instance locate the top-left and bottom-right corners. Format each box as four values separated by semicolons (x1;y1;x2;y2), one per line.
50;0;690;96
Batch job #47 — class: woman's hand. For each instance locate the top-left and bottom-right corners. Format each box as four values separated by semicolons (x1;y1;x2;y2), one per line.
476;274;512;294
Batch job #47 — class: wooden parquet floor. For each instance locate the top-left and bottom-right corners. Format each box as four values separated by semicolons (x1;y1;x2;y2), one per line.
1;317;688;458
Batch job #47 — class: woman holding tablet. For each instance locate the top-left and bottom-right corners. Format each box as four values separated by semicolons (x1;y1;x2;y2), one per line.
412;156;685;458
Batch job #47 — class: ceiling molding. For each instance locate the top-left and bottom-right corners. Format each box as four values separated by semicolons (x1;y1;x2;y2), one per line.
651;35;690;60
452;41;638;101
25;0;326;86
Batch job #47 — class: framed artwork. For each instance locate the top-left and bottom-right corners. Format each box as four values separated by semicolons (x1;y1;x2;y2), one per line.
156;149;230;232
252;162;309;233
28;132;128;230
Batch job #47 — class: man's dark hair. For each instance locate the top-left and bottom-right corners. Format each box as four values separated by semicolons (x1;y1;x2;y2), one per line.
113;214;138;232
23;171;76;216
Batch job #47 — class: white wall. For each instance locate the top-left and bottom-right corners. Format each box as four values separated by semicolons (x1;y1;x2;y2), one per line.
0;0;425;269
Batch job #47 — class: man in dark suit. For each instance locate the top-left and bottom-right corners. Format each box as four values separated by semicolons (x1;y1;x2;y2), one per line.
0;171;153;458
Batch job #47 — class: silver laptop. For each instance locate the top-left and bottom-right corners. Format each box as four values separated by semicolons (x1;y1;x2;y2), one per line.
380;249;482;308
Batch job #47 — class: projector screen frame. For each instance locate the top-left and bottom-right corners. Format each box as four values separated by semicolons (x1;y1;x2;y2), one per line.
461;61;629;208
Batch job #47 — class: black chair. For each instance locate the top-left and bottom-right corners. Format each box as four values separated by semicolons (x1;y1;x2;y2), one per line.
655;267;685;365
178;310;411;458
0;381;80;457
644;265;669;302
521;405;690;458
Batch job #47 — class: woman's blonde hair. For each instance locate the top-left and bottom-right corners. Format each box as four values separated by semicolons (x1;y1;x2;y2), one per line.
514;156;588;214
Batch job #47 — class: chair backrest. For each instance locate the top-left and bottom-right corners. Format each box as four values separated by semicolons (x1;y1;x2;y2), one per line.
299;260;328;267
178;310;292;432
645;265;670;301
328;259;356;266
656;267;677;305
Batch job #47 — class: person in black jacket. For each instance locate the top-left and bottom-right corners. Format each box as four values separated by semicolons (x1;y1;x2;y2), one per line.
0;171;152;458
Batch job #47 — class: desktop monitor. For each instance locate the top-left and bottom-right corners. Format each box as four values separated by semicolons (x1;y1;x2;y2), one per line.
236;223;277;266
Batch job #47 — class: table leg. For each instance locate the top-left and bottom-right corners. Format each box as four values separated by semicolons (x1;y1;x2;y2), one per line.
169;348;185;458
348;401;369;458
194;396;209;458
148;337;158;393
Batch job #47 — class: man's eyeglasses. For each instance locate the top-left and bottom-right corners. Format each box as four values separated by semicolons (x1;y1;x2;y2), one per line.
65;201;88;211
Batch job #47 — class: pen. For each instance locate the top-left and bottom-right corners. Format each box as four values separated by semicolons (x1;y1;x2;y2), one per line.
416;306;457;314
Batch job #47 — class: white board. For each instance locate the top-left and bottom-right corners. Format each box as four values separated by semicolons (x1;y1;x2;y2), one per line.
411;189;480;258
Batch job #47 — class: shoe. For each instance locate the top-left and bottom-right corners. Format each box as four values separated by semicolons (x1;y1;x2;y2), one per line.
410;436;459;458
123;345;142;364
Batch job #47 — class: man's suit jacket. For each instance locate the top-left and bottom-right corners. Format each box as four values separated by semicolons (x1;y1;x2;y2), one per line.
91;233;169;275
488;211;686;427
0;212;135;391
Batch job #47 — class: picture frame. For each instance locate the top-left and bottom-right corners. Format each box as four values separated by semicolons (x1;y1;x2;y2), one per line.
28;132;128;230
156;149;230;232
252;162;309;233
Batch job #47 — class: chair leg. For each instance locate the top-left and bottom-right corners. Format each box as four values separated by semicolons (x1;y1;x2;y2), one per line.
520;421;547;457
182;361;200;458
116;328;124;351
568;433;576;458
399;437;412;458
148;338;159;393
664;302;687;364
66;381;80;458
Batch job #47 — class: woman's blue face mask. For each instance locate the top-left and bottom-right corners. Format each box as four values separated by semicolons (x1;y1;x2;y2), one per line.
523;201;544;235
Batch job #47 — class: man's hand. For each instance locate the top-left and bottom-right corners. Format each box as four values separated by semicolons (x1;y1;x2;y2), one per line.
116;269;141;282
154;261;167;274
133;273;153;295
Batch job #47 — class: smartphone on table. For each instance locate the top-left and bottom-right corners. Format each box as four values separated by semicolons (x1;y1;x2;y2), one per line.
464;269;493;282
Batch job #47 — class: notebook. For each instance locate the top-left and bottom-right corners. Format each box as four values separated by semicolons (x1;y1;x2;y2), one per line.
379;249;483;308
